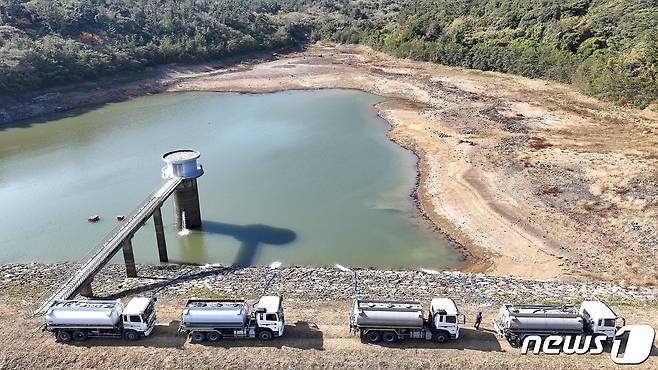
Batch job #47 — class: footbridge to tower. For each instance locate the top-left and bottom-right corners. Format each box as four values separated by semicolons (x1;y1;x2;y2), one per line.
31;150;204;316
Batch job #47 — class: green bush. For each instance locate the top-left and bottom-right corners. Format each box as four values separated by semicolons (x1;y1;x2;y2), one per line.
308;0;658;109
0;0;311;94
1;0;657;109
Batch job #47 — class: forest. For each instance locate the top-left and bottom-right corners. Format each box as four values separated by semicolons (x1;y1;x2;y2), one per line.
1;0;657;109
0;0;311;94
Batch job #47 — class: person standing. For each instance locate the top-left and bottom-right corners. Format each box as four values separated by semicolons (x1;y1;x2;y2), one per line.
474;312;482;330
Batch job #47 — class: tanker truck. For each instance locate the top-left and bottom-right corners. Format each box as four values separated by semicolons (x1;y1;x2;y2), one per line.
178;295;285;342
493;300;623;346
43;297;156;342
349;298;465;343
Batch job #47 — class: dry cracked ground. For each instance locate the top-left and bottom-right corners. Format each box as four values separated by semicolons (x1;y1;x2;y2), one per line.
3;43;657;284
165;43;658;285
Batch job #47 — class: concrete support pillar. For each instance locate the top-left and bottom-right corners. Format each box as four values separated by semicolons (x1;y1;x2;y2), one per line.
79;281;93;298
173;178;202;229
153;207;168;263
122;238;137;278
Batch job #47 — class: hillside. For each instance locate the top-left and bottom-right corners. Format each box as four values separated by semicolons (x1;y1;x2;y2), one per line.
311;0;658;109
0;0;657;109
0;0;310;94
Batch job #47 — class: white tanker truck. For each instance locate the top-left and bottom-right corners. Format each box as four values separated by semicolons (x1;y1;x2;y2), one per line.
178;295;285;342
43;297;156;342
350;298;465;343
493;301;623;346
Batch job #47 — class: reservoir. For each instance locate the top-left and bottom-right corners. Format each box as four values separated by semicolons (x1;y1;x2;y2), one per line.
0;90;460;269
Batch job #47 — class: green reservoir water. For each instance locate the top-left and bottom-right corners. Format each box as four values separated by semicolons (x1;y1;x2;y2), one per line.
0;90;460;269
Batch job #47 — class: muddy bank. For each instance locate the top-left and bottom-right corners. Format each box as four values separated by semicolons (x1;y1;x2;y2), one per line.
2;43;658;285
165;43;657;284
0;51;278;125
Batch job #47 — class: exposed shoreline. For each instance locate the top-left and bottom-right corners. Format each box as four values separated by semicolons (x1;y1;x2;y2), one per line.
376;103;472;267
2;43;657;285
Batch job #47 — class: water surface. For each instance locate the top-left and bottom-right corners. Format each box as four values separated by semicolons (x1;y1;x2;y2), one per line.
0;90;460;268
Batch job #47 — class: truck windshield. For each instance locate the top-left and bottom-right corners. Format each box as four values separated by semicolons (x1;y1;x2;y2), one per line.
603;319;615;327
143;300;154;320
445;316;457;323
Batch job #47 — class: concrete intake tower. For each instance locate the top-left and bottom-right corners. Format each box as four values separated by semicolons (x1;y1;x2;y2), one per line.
162;149;204;229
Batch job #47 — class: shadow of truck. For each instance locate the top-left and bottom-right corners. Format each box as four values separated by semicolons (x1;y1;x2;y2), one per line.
193;320;324;350
364;328;503;352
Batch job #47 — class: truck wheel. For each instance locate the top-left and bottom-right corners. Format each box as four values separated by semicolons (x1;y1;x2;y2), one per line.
382;331;398;343
56;331;72;342
258;330;273;341
72;330;88;342
434;332;448;343
365;331;381;343
191;331;205;343
207;331;222;342
124;330;139;341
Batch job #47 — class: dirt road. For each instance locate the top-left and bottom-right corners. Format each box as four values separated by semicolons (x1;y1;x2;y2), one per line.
2;297;656;369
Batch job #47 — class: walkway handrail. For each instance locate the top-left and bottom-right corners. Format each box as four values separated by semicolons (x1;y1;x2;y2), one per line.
31;177;182;316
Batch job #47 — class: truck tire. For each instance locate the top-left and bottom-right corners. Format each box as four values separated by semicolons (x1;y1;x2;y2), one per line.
207;331;222;342
365;331;381;343
72;330;88;342
382;331;397;343
56;331;72;342
258;330;273;341
434;332;449;343
124;330;140;341
191;331;206;343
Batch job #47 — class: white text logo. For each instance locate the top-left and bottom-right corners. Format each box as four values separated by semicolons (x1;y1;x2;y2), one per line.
520;325;655;365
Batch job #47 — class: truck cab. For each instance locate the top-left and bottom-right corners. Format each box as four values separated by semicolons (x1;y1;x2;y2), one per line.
254;295;285;340
430;298;464;342
121;297;157;339
580;301;620;341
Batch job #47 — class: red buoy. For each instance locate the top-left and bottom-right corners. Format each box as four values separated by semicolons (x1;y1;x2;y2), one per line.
116;215;125;221
87;215;100;222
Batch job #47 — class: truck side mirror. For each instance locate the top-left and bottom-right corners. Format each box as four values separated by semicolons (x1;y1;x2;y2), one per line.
621;317;626;327
462;314;466;324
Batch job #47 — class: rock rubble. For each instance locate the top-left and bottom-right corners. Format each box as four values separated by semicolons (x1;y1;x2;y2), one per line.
3;263;656;307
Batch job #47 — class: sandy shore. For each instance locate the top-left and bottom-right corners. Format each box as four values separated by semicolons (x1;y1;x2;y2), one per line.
2;43;657;285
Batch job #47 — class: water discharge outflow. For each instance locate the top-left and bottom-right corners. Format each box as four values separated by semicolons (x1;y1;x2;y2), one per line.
178;211;191;237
